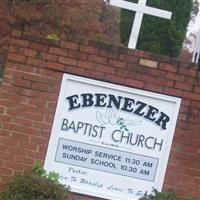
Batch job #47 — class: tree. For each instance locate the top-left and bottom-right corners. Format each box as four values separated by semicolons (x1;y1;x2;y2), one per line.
0;0;121;77
120;0;195;57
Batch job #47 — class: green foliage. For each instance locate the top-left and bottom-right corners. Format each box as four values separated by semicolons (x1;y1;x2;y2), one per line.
139;189;197;200
117;118;129;132
139;189;179;200
46;33;60;41
1;162;70;200
120;0;193;57
32;161;60;182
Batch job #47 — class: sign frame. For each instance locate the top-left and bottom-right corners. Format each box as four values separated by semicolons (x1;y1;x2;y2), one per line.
44;73;181;200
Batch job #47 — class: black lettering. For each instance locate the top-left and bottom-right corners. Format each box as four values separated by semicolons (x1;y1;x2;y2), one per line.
121;97;135;112
145;137;154;149
112;130;121;142
76;121;84;132
61;118;68;130
62;153;67;158
81;93;94;107
107;94;123;109
134;101;147;116
68;121;76;132
154;138;163;151
144;105;159;122
137;135;145;147
66;95;80;110
95;93;107;107
92;125;99;137
155;112;170;130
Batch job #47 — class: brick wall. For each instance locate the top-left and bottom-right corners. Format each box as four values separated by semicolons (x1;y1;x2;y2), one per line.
1;30;200;199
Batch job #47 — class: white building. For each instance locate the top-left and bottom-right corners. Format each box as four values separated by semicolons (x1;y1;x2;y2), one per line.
192;29;200;64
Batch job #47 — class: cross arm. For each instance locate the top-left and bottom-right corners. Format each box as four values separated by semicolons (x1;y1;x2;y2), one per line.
109;0;172;19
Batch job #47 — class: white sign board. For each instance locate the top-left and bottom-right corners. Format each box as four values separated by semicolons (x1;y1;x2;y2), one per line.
44;74;181;200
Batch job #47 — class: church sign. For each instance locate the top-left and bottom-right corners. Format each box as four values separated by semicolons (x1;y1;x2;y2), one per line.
44;74;181;200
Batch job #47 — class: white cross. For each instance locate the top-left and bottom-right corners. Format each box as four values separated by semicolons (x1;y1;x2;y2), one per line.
109;0;172;49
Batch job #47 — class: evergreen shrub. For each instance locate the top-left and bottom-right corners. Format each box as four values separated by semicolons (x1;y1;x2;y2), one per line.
139;189;197;200
1;162;70;200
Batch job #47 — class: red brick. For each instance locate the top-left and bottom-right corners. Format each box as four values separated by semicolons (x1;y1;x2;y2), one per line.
32;82;51;92
108;59;127;68
38;92;58;101
15;155;34;165
40;52;58;62
60;40;78;50
2;84;20;94
194;86;200;93
58;56;77;66
80;45;98;54
105;74;124;84
125;79;144;88
9;45;19;53
7;53;26;63
47;61;65;71
191;100;200;109
154;77;174;87
178;160;199;168
88;55;107;65
35;107;53;116
13;63;34;73
31;136;48;146
166;72;185;81
2;34;200;198
185;168;200;177
86;70;105;80
23;73;45;83
1;168;13;176
30;42;48;52
179;67;197;77
180;105;189;114
96;64;114;74
49;47;67;56
27;57;46;67
15;117;33;127
149;69;166;77
33;122;51;131
68;50;88;60
119;54;138;63
20;88;39;97
144;83;163;93
10;38;29;47
115;69;128;77
137;74;155;83
4;161;27;171
14;79;31;88
175;82;193;91
26;151;46;160
20;47;38;57
11;29;22;37
11;132;29;142
2;137;20;147
128;63;150;73
163;87;182;97
159;62;177;72
98;49;118;59
178;113;187;121
78;61;96;70
183;91;200;100
134;49;144;57
66;66;85;75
